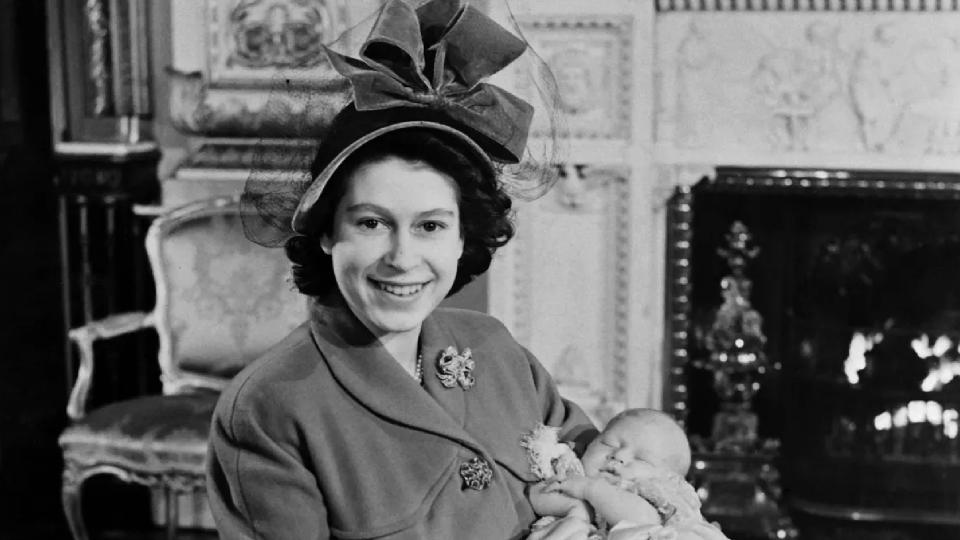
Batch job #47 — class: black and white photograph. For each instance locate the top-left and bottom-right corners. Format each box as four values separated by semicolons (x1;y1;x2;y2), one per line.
2;0;959;538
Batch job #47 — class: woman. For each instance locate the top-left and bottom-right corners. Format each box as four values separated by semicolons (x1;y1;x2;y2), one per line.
207;1;596;538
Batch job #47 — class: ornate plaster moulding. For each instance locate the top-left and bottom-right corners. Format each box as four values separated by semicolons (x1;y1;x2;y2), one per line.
511;164;632;422
167;67;350;138
514;15;634;140
657;15;960;159
204;0;353;88
657;0;960;11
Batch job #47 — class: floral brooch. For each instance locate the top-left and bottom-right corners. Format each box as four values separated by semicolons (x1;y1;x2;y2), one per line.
436;346;475;390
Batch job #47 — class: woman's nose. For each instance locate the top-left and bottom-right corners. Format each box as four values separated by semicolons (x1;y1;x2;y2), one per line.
384;231;418;270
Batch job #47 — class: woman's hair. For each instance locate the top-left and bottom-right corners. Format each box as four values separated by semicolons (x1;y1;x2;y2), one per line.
285;127;515;297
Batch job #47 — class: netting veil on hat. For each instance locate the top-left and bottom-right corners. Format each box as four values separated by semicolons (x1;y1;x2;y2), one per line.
242;0;566;247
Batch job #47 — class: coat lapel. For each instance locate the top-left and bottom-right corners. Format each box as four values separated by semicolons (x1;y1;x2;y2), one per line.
420;312;466;427
309;302;478;453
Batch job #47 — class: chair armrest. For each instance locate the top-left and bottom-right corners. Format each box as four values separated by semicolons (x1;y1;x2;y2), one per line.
66;311;155;420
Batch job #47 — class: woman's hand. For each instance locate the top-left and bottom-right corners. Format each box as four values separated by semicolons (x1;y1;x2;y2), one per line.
526;514;593;540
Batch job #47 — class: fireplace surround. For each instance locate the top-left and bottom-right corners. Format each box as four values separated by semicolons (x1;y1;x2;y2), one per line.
666;167;960;539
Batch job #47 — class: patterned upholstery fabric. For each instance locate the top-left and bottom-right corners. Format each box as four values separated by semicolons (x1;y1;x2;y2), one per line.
59;392;217;479
159;212;305;380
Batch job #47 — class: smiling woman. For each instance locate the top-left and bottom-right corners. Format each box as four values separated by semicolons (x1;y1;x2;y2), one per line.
324;156;463;342
205;1;598;538
283;125;513;372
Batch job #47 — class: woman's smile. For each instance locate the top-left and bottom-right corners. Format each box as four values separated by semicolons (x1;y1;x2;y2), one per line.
369;278;431;298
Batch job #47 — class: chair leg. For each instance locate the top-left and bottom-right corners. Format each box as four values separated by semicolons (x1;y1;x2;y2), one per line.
62;481;89;540
165;486;179;540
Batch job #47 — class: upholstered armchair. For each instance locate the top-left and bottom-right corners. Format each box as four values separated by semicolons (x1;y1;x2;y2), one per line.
58;196;307;540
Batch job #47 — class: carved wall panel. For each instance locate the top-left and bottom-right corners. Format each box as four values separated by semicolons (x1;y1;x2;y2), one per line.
204;0;352;87
657;13;960;158
509;165;631;423
514;15;633;140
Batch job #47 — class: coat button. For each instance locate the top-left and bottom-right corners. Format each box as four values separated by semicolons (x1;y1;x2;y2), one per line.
459;457;493;490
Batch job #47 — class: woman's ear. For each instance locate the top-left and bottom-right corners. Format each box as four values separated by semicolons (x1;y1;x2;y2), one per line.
320;234;333;255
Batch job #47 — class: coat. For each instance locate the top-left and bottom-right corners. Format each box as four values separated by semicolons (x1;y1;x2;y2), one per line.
207;305;597;539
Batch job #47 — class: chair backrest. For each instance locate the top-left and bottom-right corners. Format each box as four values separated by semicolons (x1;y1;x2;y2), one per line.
146;196;307;394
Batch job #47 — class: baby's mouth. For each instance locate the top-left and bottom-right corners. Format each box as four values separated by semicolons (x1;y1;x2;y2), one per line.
599;465;622;478
601;460;622;473
597;470;622;485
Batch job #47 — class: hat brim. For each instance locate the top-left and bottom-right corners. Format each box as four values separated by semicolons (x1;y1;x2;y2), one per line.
291;120;493;235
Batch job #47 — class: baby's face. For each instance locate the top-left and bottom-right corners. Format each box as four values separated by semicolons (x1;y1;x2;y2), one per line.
581;416;681;483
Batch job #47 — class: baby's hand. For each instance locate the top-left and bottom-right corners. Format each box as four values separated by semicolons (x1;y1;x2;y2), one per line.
544;476;598;501
529;481;590;520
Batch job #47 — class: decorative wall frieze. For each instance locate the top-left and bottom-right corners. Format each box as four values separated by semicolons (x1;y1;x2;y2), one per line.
515;15;633;140
657;13;960;162
657;0;960;11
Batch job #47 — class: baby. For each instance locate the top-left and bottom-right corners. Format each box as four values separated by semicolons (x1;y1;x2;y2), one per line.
524;409;728;540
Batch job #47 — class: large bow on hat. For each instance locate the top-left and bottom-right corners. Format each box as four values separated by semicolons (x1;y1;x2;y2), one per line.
323;0;534;163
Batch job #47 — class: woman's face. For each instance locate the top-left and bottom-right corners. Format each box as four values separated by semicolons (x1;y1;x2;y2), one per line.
322;155;464;338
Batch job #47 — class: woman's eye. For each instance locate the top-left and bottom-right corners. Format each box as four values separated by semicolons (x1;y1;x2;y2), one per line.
419;221;446;233
357;218;383;230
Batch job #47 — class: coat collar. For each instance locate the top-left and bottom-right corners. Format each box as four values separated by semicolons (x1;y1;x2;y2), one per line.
308;297;479;453
419;312;467;426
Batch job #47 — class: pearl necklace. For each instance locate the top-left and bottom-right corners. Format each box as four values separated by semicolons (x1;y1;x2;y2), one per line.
413;353;423;384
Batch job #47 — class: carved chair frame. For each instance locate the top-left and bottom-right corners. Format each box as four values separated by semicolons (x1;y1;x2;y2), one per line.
61;195;260;540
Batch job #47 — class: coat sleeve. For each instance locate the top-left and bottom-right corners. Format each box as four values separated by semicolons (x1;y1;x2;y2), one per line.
522;346;599;456
207;382;329;540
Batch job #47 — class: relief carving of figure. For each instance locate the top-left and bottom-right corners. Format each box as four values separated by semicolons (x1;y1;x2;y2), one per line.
547;47;602;116
904;35;960;154
850;24;960;155
229;0;333;69
849;23;909;152
675;20;715;149
752;21;845;151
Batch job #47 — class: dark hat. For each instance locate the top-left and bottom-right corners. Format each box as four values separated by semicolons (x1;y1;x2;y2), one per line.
292;104;502;234
290;0;534;234
241;0;560;248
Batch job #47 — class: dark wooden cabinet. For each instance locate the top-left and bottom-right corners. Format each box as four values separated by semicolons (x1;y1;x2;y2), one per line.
55;143;160;405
